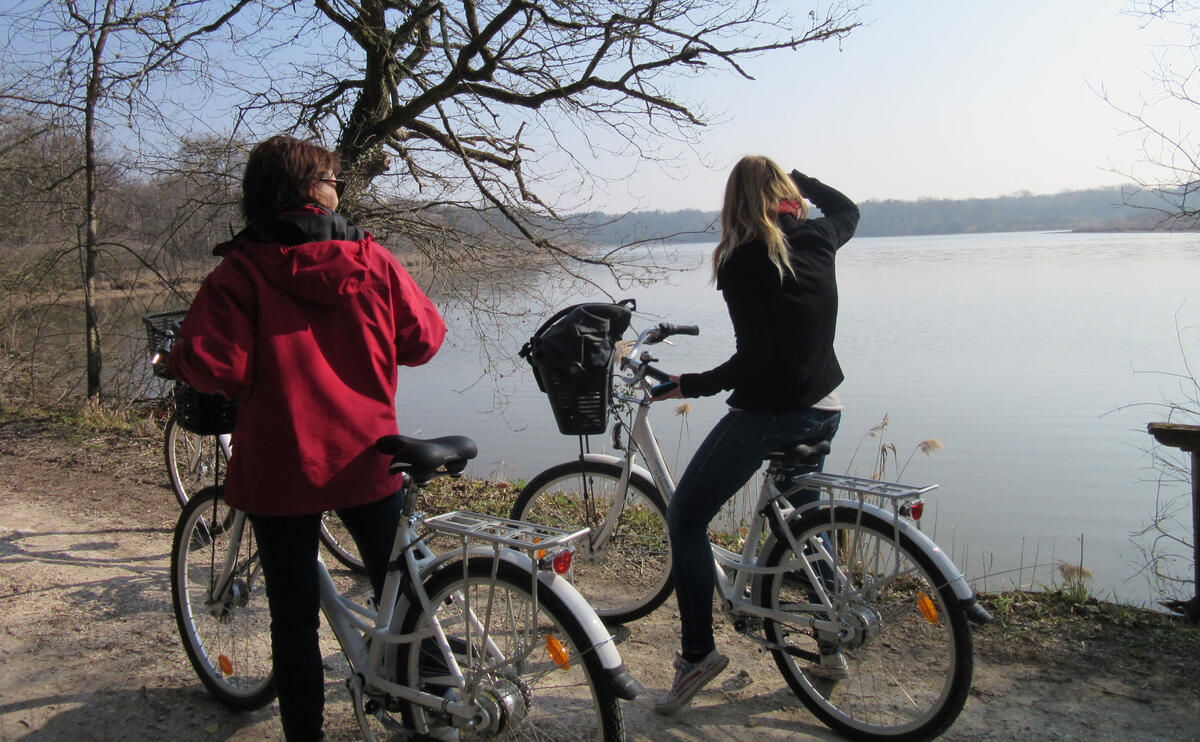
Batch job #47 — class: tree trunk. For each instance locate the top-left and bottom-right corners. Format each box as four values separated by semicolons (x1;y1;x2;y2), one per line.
82;1;116;401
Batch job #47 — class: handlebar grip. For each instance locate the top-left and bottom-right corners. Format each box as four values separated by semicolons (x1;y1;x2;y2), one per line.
644;365;670;382
661;323;700;337
649;380;678;397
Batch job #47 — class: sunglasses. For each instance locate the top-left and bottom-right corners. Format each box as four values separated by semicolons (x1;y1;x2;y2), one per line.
317;177;347;197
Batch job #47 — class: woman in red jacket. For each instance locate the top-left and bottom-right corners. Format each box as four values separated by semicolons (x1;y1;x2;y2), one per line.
168;135;446;741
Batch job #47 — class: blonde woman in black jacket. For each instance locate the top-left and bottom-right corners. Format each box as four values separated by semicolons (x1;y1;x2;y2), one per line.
652;155;859;714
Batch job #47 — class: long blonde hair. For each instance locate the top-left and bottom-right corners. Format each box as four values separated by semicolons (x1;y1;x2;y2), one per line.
712;155;807;281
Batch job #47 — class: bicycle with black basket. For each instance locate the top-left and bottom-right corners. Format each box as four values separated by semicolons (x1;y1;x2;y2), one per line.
513;301;992;741
143;310;364;572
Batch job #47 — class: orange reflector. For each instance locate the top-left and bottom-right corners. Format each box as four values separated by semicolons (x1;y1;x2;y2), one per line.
545;634;571;670
218;654;234;676
917;592;939;625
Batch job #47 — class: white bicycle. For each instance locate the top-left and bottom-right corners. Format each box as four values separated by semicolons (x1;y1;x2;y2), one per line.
170;433;639;740
512;317;992;740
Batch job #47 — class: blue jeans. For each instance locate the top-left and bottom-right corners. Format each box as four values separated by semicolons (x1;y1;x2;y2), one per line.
666;408;840;661
249;491;405;742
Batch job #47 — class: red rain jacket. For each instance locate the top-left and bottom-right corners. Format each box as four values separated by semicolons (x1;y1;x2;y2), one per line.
167;206;445;516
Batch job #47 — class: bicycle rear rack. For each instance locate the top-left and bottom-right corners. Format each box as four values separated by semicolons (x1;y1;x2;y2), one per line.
794;472;937;500
424;511;589;553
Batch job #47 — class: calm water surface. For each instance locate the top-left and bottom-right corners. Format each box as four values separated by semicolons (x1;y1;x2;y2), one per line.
399;231;1200;606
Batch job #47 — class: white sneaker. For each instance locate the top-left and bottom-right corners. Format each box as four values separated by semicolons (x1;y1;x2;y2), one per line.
654;649;729;715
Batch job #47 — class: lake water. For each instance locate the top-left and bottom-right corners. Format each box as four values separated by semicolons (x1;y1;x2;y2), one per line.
397;231;1200;607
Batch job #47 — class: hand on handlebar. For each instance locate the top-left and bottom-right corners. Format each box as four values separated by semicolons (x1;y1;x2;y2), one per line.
649;375;683;401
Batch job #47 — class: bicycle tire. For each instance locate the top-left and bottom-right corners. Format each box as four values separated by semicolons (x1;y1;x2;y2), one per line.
758;506;973;741
396;557;626;741
170;485;276;710
164;415;229;508
319;512;366;574
510;459;671;625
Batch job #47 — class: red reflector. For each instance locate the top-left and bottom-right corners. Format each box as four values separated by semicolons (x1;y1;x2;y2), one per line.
552;550;572;575
909;501;924;521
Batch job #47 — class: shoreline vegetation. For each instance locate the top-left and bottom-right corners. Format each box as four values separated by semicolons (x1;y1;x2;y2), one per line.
568;185;1192;245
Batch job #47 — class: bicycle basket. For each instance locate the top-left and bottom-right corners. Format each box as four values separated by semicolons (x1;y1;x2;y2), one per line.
519;300;634;436
174;381;238;436
142;310;188;354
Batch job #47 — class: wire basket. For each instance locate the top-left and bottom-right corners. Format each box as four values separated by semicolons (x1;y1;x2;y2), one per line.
533;363;610;436
174;381;238;436
142;310;188;354
143;309;238;435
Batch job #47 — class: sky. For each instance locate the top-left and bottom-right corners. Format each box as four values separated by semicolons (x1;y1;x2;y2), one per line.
584;0;1200;213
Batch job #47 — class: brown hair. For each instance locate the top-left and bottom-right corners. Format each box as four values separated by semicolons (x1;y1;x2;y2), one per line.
241;135;340;223
712;155;807;282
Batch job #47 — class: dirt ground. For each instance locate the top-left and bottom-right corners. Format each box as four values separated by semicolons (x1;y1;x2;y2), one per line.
2;413;1199;741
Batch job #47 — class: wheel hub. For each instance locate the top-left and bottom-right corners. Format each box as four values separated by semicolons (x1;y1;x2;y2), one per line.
837;603;881;649
212;579;250;621
471;676;531;736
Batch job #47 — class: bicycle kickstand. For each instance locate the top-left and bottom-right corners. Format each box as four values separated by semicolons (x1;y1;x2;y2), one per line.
347;674;381;742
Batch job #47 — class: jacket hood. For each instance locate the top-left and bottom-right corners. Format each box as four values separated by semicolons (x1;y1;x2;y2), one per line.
214;206;371;305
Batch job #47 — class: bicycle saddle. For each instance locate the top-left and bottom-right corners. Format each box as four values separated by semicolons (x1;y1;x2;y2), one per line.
375;434;478;483
766;439;832;468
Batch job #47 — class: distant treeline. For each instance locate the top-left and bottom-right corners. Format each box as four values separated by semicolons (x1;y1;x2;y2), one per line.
568;186;1180;244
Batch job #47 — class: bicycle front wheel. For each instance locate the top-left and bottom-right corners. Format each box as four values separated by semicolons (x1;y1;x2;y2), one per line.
164;415;229;507
319;512;366;574
397;557;625;741
170;485;275;710
511;460;671;625
758;507;973;741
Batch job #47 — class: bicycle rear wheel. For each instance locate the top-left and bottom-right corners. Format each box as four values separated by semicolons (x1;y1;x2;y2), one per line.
164;415;229;507
170;485;275;710
511;459;671;625
396;557;625;741
758;507;973;741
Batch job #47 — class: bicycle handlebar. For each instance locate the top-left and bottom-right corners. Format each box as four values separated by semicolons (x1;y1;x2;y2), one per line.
656;323;700;338
643;364;670;382
615;320;699;391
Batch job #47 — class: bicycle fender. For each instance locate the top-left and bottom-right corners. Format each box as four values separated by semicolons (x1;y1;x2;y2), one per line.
417;545;643;700
779;500;978;604
575;452;656;487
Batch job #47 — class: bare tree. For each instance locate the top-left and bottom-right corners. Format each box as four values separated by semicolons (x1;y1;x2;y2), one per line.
1104;2;1200;614
1099;2;1200;225
0;0;253;400
233;1;861;293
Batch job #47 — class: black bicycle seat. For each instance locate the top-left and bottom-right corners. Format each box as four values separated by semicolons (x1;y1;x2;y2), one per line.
375;434;478;483
766;440;832;468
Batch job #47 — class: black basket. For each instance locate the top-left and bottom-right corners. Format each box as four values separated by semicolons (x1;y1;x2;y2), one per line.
142;310;188;354
520;300;634;437
174;381;238;436
533;362;611;436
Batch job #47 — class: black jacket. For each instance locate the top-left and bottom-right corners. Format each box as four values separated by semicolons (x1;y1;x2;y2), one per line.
679;172;859;411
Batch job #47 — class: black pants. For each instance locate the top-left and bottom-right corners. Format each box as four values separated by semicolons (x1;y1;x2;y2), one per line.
249;492;405;742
